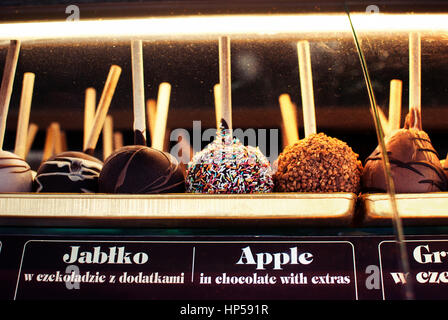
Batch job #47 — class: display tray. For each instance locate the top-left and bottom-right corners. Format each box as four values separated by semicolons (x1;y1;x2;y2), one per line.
0;192;356;228
361;192;448;226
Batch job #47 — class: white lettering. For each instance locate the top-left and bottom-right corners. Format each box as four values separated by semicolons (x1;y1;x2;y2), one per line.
236;246;313;270
413;245;448;264
416;271;448;284
62;246;149;265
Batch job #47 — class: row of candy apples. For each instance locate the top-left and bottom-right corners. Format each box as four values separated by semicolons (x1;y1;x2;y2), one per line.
1;38;445;195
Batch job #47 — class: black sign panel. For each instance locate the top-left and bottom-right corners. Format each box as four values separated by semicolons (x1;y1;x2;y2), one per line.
13;240;357;300
15;240;193;300
379;239;448;300
192;241;357;300
1;232;448;300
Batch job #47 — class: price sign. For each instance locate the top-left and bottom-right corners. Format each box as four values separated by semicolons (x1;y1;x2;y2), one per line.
14;240;358;300
379;239;448;300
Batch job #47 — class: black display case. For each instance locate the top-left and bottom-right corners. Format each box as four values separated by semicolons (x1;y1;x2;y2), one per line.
1;0;448;303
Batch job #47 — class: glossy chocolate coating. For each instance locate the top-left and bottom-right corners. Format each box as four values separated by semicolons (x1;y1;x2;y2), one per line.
99;145;185;194
34;151;103;193
362;109;447;193
442;160;448;181
0;150;33;192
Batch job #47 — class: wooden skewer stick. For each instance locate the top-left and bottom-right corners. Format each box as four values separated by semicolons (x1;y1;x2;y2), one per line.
280;123;288;149
279;93;299;146
25;123;38;158
377;107;390;137
131;40;147;145
42;122;60;162
0;40;21;150
409;32;421;113
14;72;35;159
213;83;222;130
146;99;157;143
218;36;233;134
388;79;402;131
83;87;96;150
84;65;122;155
113;131;123;151
152;82;171;151
297;40;316;138
102;115;114;160
42;125;55;162
53;122;63;155
60;130;67;152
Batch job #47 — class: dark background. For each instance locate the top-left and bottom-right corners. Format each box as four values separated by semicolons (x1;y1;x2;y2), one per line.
1;0;448;170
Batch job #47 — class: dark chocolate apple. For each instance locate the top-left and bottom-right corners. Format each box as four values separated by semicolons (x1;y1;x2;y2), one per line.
34;151;103;193
362;108;447;193
98;145;185;194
